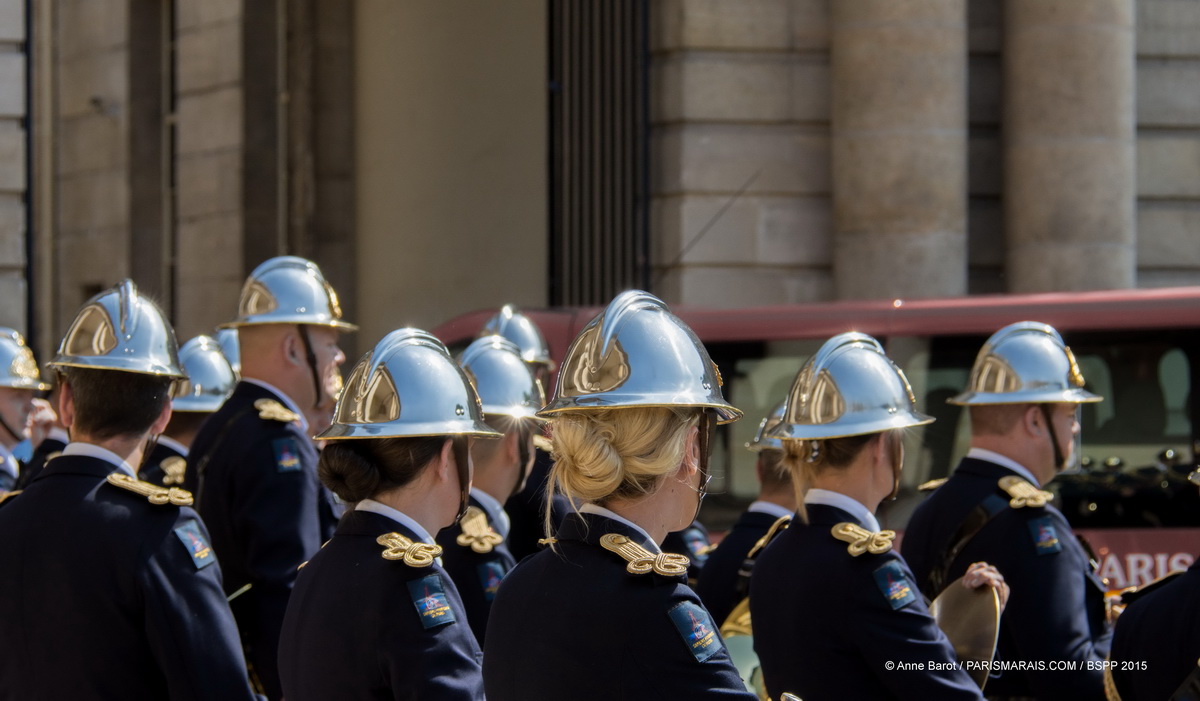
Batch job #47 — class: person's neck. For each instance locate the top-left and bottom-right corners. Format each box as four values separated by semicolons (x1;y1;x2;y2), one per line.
242;370;308;408
373;483;454;537
757;486;797;513
70;431;149;468
970;437;1050;484
604;481;692;546
471;458;516;504
810;467;881;515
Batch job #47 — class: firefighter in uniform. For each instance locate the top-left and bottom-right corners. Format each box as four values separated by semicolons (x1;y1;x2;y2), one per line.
901;321;1112;699
695;399;796;628
278;328;499;700
479;304;569;562
435;335;543;645
751;332;1003;701
1106;467;1200;700
0;280;259;699
184;256;354;700
140;335;236;487
0;328;50;493
483;290;756;700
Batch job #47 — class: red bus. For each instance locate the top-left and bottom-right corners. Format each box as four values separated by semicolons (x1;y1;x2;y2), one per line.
433;286;1200;589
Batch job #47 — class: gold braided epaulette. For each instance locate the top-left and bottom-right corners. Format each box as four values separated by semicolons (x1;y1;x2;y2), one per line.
998;476;1053;508
106;473;193;506
0;489;20;506
255;398;300;423
377;532;442;567
600;533;690;577
745;514;792;561
831;522;895;556
917;477;948;492
456;506;504;554
160;456;187;486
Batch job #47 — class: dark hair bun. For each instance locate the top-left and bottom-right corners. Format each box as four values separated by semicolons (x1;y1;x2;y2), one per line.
318;442;382;503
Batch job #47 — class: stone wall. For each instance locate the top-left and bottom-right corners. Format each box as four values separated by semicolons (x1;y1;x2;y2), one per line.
0;0;25;331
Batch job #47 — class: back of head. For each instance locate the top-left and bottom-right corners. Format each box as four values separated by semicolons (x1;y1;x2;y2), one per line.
315;328;501;507
550;406;700;506
49;280;185;441
768;332;931;518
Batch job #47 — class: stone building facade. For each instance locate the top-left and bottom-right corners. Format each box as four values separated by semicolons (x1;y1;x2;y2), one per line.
3;0;1199;359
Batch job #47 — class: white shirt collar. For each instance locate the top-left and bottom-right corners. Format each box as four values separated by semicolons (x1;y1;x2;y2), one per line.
470;487;510;539
578;502;662;553
46;427;70;444
155;435;189;458
355;499;437;545
747;500;794;520
967;447;1042;487
804;488;882;532
242;378;309;433
61;442;139;478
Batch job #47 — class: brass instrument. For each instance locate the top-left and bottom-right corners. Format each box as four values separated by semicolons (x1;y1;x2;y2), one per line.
928;575;1001;690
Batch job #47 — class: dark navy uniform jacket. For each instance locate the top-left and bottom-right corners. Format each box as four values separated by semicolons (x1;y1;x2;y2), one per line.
138;436;188;487
663;519;712;584
184;380;334;700
1109;558;1200;700
901;456;1112;699
435;490;517;644
13;432;66;489
0;451;258;700
695;505;789;627
278;507;484;701
502;449;571;562
484;509;756;700
751;503;983;701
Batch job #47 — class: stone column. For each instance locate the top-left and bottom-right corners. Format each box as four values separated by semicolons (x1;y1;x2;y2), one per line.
1005;0;1135;292
832;1;967;300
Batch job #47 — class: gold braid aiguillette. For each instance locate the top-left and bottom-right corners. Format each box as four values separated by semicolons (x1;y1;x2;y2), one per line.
455;506;505;554
999;476;1053;508
830;522;895;556
599;533;690;576
106;473;193;506
377;532;442;567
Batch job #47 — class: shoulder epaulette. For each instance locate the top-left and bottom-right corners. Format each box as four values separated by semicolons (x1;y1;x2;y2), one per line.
918;477;948;492
456;506;504;554
0;489;20;506
600;533;690;577
998;475;1053;508
254;398;300;423
377;532;442;567
106;473;193;506
831;522;895;556
160;456;187;486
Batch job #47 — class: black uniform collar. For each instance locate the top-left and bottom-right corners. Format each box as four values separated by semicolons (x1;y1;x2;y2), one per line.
36;453;121;481
954;456;1029;481
803;503;869;529
336;508;424;542
556;510;661;554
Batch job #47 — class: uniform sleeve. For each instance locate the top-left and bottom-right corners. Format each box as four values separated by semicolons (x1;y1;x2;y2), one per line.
382;571;485;701
140;513;261;701
990;511;1110;699
233;432;322;700
630;587;758;700
854;556;985;700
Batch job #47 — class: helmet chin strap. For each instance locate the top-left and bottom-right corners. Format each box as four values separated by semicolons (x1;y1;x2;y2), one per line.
1039;404;1067;473
691;411;715;523
886;432;904;501
297;325;323;410
451;438;473;523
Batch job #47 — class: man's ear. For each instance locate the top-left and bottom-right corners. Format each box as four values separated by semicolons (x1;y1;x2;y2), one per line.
1024;405;1043;437
282;329;304;366
679;425;700;479
150;398;172;435
58;379;76;430
436;437;454;483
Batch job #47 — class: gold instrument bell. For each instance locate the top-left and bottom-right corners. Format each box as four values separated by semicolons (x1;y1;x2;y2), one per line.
928;575;1001;690
719;598;768;701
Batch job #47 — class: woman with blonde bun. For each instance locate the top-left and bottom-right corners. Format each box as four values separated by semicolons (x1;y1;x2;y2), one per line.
482;291;756;700
277;329;501;701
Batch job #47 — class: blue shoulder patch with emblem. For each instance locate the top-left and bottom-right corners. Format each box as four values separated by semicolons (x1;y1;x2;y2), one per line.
682;529;710;566
272;437;302;473
873;560;917;610
408;573;457;629
477;560;508;602
1027;516;1062;555
174;520;216;569
668;600;723;662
